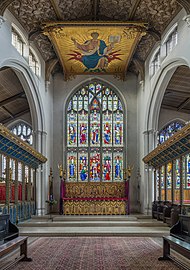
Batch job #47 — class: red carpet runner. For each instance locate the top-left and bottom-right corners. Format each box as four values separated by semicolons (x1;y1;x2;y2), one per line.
12;237;180;270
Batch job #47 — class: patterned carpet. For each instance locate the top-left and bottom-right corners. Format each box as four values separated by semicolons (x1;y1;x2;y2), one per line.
11;237;181;270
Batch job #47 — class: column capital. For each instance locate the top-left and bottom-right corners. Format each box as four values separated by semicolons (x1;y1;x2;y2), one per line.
183;15;190;27
0;16;5;28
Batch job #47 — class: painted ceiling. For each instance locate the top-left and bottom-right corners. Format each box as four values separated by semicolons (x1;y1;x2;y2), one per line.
43;22;147;79
0;0;186;78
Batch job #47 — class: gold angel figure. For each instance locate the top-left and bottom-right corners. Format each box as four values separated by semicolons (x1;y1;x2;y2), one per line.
127;165;134;177
58;164;63;178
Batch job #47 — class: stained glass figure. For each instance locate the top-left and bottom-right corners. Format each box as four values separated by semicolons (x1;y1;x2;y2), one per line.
68;123;77;146
102;153;112;181
79;123;87;146
175;159;180;188
78;153;88;182
90;123;100;145
67;153;77;181
66;81;124;182
90;152;100;181
96;83;102;92
167;162;172;188
114;153;123;181
186;154;190;188
158;121;185;144
160;166;165;189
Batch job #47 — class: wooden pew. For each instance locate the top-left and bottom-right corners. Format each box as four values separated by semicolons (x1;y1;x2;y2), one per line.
0;214;32;270
0;236;32;270
159;215;190;270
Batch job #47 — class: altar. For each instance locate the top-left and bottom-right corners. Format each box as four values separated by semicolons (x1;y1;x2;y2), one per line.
61;182;128;215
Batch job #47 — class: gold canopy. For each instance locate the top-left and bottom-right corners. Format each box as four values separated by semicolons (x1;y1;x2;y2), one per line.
43;22;147;80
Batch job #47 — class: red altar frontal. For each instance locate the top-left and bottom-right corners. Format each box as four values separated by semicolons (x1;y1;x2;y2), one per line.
62;182;128;215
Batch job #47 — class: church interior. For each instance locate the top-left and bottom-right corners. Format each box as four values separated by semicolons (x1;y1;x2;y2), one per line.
0;0;190;269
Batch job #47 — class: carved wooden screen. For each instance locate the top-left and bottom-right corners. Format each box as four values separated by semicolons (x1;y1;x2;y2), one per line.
66;81;125;182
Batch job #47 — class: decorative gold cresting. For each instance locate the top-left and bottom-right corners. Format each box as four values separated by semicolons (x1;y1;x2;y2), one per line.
42;21;147;80
143;123;190;168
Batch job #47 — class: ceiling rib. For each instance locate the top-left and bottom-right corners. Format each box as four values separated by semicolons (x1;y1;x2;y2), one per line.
128;0;142;20
0;92;26;107
176;0;190;14
177;97;190;111
49;0;62;20
1;106;14;118
0;0;14;16
93;0;100;21
2;108;30;124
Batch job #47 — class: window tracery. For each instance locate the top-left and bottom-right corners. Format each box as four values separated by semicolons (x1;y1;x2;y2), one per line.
158;121;185;144
66;81;125;182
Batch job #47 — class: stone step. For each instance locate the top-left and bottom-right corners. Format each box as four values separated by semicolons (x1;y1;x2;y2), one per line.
18;220;167;227
18;226;170;237
31;215;144;222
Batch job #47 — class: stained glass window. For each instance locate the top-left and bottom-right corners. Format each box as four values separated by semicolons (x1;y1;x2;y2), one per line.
158;121;185;144
186;154;190;188
66;81;125;182
11;122;33;145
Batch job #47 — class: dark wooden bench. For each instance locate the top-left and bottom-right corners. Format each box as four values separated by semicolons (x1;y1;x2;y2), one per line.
158;235;190;270
170;214;190;242
164;204;180;227
0;236;32;270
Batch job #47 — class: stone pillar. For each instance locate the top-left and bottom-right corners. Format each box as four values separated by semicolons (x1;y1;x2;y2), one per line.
143;129;156;214
15;160;18;222
164;164;167;201
5;157;10;211
158;167;161;201
171;160;174;204
34;130;47;215
22;163;25;202
28;167;31;202
180;156;183;211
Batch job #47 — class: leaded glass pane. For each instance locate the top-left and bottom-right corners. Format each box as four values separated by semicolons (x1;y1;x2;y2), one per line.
66;81;125;182
67;152;77;181
113;152;123;181
158;121;185;144
10;122;33;145
78;152;88;182
186;154;190;188
90;152;100;181
102;111;112;146
102;152;112;181
167;162;172;188
175;159;180;189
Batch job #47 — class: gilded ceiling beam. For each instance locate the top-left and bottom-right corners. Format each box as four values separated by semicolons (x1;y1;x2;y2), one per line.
45;58;59;81
128;0;142;20
176;0;190;14
0;0;15;16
